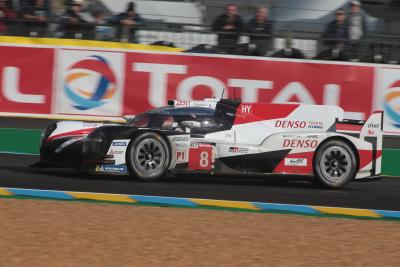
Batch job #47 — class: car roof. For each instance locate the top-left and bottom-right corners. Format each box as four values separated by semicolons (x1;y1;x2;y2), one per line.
148;106;215;116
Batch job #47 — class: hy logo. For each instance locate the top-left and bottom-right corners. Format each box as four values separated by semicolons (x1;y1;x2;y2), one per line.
64;55;117;110
383;80;400;128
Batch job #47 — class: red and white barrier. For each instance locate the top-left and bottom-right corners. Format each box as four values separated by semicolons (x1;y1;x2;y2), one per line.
0;43;399;132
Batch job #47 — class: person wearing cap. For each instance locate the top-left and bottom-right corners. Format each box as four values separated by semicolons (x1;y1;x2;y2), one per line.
0;0;16;34
347;0;367;60
109;1;144;43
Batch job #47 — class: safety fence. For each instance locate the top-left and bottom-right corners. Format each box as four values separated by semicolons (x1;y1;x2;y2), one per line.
1;19;400;62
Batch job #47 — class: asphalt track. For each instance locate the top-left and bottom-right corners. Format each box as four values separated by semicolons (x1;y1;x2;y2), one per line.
0;117;399;211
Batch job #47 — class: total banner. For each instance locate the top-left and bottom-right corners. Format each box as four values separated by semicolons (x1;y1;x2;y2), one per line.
0;44;400;132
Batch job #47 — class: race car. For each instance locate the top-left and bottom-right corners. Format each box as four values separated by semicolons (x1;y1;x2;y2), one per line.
35;98;383;188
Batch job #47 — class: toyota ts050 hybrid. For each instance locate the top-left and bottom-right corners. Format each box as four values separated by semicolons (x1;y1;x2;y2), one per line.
35;99;383;188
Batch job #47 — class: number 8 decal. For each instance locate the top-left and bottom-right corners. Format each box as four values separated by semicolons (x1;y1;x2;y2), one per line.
199;151;209;167
188;144;214;171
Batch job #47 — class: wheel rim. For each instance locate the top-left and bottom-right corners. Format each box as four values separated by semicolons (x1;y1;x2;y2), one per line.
319;146;352;183
133;138;166;175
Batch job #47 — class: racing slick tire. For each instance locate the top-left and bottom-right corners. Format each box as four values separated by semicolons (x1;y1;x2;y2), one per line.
313;140;357;189
126;132;171;181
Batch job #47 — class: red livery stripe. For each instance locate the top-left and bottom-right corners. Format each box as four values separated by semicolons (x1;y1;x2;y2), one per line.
359;149;382;170
273;151;314;175
46;128;97;142
336;123;362;132
234;103;299;125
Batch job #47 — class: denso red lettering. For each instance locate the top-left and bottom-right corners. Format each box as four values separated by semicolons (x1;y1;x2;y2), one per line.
283;139;318;148
283;139;291;147
275;120;306;128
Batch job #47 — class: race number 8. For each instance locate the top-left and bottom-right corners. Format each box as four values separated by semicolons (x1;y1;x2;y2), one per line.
199;151;209;167
189;145;213;171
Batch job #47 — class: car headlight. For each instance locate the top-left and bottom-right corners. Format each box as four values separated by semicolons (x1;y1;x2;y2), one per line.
40;122;57;145
83;129;106;156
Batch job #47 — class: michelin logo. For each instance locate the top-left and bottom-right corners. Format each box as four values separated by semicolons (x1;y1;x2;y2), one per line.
97;165;128;173
112;141;128;146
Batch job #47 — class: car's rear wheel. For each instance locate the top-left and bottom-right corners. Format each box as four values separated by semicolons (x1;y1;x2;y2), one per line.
313;140;357;188
127;132;170;181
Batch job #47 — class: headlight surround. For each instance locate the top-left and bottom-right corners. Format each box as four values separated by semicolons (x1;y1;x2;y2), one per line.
40;122;57;145
83;128;106;156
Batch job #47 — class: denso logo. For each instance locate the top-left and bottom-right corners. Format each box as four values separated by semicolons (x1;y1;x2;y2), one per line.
275;120;306;128
283;139;318;148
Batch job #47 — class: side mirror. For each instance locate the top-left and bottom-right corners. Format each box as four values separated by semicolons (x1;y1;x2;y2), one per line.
181;120;201;128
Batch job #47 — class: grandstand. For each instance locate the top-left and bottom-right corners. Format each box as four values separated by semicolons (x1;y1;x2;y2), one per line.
0;0;399;62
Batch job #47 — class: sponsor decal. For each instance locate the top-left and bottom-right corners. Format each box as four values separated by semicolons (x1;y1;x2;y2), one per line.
176;150;187;162
171;136;189;142
275;120;306;129
240;104;252;114
368;129;375;135
367;123;380;129
56;50;124;116
228;147;249;153
64;55;117;110
108;149;124;155
283;139;318;148
383;80;400;128
174;100;191;106
307;121;324;129
284;158;308;167
191;143;199;148
174;142;188;148
97;165;127;173
112;141;128;146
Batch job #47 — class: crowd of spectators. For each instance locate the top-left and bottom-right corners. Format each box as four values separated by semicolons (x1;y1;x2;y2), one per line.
209;1;379;62
0;0;144;41
0;0;398;63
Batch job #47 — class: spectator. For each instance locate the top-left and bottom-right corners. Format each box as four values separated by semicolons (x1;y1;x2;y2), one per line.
109;1;144;43
272;33;305;59
317;8;348;61
21;0;49;36
347;0;367;60
321;8;348;50
212;4;243;53
93;10;114;40
245;6;273;56
0;0;16;35
60;0;92;39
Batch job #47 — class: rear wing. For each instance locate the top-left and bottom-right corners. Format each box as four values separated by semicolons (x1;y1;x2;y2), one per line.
335;111;383;139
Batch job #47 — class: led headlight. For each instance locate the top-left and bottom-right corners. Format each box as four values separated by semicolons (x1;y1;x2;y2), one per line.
83;129;105;156
40;122;57;145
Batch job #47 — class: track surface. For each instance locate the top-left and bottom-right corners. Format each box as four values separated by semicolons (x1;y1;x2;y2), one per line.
0;153;399;211
0;117;399;211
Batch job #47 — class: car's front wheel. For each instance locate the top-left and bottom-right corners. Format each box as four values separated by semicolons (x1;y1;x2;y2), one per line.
126;132;170;181
313;140;357;188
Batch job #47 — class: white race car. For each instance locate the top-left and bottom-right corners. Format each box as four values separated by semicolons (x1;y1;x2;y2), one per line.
35;99;383;188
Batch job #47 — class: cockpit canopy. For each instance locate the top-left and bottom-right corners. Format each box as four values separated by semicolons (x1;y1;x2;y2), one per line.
127;106;228;133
